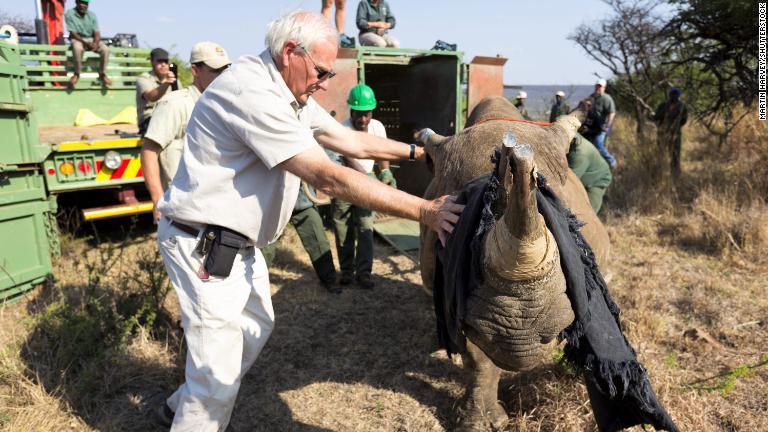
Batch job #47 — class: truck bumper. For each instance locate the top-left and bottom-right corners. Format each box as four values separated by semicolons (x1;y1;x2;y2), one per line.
82;201;153;221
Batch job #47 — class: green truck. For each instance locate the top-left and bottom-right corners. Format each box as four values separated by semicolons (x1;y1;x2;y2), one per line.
0;36;506;301
1;38;151;301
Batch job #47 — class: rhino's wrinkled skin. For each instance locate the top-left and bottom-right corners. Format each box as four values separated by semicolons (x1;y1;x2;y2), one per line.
419;96;610;431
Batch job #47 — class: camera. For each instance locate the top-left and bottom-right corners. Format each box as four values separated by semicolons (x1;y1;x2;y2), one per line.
170;63;179;91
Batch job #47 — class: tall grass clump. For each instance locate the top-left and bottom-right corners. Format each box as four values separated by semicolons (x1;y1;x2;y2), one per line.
19;223;177;420
605;110;768;262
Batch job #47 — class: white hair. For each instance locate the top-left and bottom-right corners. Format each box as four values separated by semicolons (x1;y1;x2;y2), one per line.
265;10;339;58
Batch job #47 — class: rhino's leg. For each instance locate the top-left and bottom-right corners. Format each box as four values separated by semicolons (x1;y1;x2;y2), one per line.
455;339;508;431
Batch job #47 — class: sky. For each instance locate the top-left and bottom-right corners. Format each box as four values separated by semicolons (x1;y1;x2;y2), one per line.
2;0;617;85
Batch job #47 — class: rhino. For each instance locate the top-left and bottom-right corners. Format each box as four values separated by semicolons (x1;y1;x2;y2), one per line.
419;96;611;431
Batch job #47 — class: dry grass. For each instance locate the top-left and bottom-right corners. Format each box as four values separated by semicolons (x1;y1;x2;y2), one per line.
1;114;767;431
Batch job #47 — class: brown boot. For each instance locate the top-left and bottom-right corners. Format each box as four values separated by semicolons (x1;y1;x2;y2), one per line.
99;73;112;87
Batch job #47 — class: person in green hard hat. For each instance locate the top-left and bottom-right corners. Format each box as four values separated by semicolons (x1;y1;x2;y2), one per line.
64;0;111;87
329;84;395;289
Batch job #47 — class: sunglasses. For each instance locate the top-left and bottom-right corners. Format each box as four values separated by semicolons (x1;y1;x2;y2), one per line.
297;44;336;81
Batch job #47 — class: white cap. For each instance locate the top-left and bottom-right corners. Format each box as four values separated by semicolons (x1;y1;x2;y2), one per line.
596;78;607;87
555;90;565;97
516;91;527;99
190;41;231;69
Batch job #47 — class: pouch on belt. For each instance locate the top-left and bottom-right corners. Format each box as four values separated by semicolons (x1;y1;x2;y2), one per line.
197;226;250;278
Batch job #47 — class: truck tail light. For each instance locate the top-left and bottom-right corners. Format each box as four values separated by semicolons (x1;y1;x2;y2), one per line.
59;162;75;176
78;161;92;174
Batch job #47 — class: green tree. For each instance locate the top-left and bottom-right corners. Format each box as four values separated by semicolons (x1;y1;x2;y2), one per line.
662;0;758;145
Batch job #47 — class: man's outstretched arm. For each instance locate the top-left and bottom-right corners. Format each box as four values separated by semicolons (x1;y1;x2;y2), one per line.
315;119;425;162
279;145;462;244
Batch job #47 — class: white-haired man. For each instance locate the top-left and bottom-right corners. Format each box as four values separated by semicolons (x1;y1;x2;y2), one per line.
153;10;463;431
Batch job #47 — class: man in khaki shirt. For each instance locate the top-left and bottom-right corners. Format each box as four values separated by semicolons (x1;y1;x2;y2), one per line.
141;42;231;223
135;47;177;134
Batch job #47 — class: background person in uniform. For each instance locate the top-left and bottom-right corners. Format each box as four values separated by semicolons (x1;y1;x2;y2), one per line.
514;90;531;120
260;178;340;293
568;133;613;214
549;90;571;123
64;0;110;87
331;84;396;289
356;0;399;47
321;0;347;33
136;47;177;135
153;11;462;431
588;78;617;169
140;41;231;224
653;87;689;178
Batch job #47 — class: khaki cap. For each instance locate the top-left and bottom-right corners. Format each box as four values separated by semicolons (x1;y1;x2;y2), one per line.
555;90;565;97
596;78;607;87
190;41;231;69
516;91;527;99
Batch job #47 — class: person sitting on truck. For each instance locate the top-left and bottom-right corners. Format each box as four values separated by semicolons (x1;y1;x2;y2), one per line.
136;47;177;135
330;84;397;289
356;0;399;48
321;0;347;33
64;0;111;87
140;41;231;224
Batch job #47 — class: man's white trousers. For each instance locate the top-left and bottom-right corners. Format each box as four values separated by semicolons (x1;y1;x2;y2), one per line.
157;218;274;432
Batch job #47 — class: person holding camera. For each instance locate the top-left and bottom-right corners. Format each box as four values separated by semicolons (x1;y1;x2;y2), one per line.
141;42;231;224
136;47;178;135
64;0;111;87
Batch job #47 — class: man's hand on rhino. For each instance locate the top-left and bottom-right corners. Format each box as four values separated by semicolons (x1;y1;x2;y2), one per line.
420;195;464;246
378;168;397;188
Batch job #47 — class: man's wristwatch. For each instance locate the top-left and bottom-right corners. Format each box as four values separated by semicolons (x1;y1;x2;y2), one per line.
409;143;416;161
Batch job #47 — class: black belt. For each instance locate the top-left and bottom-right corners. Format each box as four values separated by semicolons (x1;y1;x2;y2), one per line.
167;218;200;237
167;218;253;251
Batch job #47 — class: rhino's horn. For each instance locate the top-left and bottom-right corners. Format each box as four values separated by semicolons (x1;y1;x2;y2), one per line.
485;143;557;281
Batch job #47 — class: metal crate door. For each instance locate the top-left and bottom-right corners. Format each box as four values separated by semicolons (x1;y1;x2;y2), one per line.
466;56;508;119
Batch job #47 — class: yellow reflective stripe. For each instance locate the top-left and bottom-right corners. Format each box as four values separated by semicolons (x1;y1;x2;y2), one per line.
82;202;153;221
58;138;141;152
123;158;142;178
96;166;114;181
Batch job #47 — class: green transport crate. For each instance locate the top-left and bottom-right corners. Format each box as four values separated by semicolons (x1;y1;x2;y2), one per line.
0;41;26;105
0;165;46;205
0;104;50;164
0;198;57;302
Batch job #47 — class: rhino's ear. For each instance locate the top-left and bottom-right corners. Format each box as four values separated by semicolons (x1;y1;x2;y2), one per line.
550;115;581;154
423;132;448;159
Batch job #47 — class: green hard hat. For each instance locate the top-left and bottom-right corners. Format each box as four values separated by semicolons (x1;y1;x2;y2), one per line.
347;84;377;111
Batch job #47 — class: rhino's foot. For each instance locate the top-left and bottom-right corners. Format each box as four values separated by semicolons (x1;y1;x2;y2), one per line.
454;396;508;431
454;340;509;431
